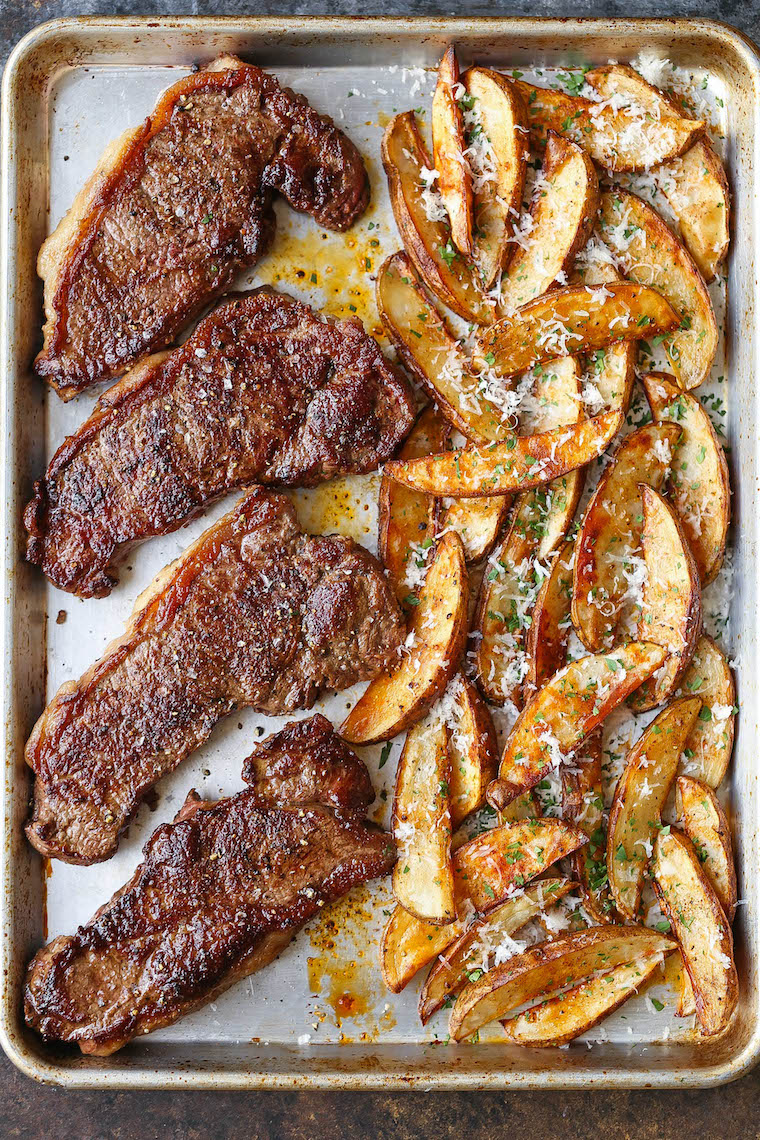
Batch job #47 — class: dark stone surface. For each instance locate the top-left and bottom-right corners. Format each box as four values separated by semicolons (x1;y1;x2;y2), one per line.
2;1;759;1134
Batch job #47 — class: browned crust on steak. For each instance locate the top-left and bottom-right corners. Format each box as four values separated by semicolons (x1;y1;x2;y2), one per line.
35;55;370;397
24;288;415;598
25;489;404;865
24;718;395;1054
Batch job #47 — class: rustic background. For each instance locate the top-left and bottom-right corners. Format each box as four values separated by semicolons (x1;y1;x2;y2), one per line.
2;3;758;1136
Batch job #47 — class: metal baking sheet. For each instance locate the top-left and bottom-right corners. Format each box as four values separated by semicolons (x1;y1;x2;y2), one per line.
1;16;759;1090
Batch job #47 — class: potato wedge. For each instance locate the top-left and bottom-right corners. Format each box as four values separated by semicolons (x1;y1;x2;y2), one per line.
643;372;730;584
524;538;574;697
679;636;736;787
449;925;676;1041
572;422;682;651
380;821;583;992
463;67;529;289
562;730;615;923
633;486;702;710
599;189;718;390
418;878;575;1024
393;714;455;924
376;252;504;442
439;495;511;563
384;408;621;498
445;677;498;828
488;641;668;812
378;403;449;613
341;532;468;744
653;828;738;1036
607;697;702;920
474;283;678;380
514;78;705;173
499;132;600;313
382;112;492;324
432;47;473;256
675;775;737;921
583;64;729;282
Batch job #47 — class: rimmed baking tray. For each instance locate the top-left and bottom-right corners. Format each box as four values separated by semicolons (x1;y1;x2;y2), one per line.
1;16;759;1090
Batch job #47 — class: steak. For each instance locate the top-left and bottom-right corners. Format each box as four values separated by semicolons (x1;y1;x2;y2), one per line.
25;489;404;865
25;288;415;598
35;55;369;398
24;715;395;1055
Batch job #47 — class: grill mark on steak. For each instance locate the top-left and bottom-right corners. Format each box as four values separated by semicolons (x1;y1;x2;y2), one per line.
24;715;395;1055
25;288;415;599
25;490;404;865
35;55;370;398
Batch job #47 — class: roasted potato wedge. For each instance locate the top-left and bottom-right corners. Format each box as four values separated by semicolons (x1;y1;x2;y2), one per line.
382;112;492;324
514;78;705;173
432;47;473;256
418;878;575;1024
341;532;468;744
463;67;529;289
499;132;600;313
607;697;702;920
440;495;511;563
679;636;736;787
524;538;575;697
562;730;615;923
502;953;668;1046
599;189;718;390
633;486;702;710
653;827;738;1036
445;677;498;828
488;641;668;812
450;926;676;1041
393;714;455;924
376;252;504;442
474;282;678;380
384;407;621;498
676;775;737;920
643;372;730;584
378;403;449;613
572;422;682;651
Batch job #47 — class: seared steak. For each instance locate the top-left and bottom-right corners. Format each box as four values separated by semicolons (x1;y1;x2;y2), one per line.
35;55;369;398
25;288;414;599
24;715;395;1055
25;489;404;865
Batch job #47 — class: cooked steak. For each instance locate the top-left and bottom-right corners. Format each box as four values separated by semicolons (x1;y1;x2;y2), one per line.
24;715;395;1055
25;489;404;865
35;55;369;398
25;288;415;599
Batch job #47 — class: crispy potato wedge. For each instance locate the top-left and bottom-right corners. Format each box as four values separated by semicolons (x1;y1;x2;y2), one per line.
514;78;705;173
380;821;582;992
679;636;736;787
475;476;583;706
450;925;676;1041
676;775;737;921
463;67;529;289
633;487;702;710
643;372;730;584
440;495;511;563
432;47;473;257
474;282;678;380
607;697;702;920
572;422;682;651
341;532;468;744
653;828;738;1036
562;730;616;923
378;403;449;613
524;538;575;697
418;878;575;1024
488;641;668;812
384;408;621;499
599;189;718;390
446;677;498;828
583;64;729;282
393;714;455;924
376;252;504;442
502;953;668;1046
500;132;600;313
382;112;492;324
